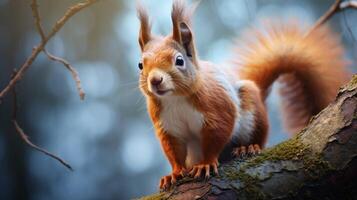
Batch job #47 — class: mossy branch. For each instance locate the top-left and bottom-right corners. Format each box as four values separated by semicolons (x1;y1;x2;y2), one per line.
139;75;357;199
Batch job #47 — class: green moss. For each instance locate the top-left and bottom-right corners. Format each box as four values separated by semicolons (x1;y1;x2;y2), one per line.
240;136;332;180
341;74;357;92
350;75;357;86
244;137;308;169
139;192;166;200
221;163;241;180
302;153;332;180
225;170;264;199
217;138;312;199
238;173;266;200
139;136;333;200
222;165;266;199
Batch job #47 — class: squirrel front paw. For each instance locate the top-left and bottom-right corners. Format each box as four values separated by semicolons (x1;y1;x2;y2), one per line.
159;170;184;191
232;144;261;158
189;160;219;179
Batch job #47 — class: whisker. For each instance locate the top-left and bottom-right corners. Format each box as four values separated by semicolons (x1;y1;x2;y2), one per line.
117;81;139;87
135;94;146;106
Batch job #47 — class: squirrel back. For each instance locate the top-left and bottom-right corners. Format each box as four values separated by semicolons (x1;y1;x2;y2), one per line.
233;22;350;133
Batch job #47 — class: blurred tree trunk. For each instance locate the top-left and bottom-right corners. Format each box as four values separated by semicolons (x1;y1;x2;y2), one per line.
140;75;357;200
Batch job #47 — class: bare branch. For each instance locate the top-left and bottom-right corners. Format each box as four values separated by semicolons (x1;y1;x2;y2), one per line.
340;0;357;9
31;0;85;100
44;50;85;100
30;0;46;41
45;0;98;43
308;0;357;35
0;0;97;101
0;0;98;170
309;0;342;33
11;70;73;171
13;120;73;171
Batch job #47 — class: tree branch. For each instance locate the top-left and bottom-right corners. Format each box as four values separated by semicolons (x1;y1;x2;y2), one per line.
44;50;85;100
308;0;357;35
31;0;85;100
1;0;98;170
0;0;97;101
30;0;46;41
11;70;73;171
12;121;73;171
140;75;357;199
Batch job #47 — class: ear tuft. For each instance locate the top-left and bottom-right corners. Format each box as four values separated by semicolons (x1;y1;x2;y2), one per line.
136;2;151;51
171;0;199;58
171;0;198;42
171;0;186;43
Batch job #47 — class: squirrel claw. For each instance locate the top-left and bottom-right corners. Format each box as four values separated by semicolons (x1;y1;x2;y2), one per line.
180;168;189;177
159;172;183;191
189;161;219;179
232;144;261;158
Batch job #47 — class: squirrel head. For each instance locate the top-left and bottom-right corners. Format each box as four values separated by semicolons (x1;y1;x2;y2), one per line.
136;0;200;98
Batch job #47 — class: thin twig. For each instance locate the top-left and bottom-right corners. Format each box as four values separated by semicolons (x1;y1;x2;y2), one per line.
309;0;342;33
44;50;85;100
11;70;73;171
30;0;46;41
2;0;98;171
31;0;85;100
340;0;357;9
308;0;357;35
45;0;98;43
0;0;97;101
13;120;73;171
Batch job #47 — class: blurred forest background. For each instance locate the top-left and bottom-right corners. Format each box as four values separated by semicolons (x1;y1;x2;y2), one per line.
0;0;356;199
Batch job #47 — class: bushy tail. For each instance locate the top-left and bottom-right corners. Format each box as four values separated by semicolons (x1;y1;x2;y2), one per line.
233;22;350;133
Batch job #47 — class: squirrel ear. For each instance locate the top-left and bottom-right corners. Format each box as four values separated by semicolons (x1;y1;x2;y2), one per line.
171;0;197;58
137;3;151;51
178;22;195;58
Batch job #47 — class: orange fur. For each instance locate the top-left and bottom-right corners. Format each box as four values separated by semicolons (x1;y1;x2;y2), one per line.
234;22;350;133
237;82;268;147
157;128;186;172
136;1;350;190
146;60;236;167
189;70;237;163
147;97;187;181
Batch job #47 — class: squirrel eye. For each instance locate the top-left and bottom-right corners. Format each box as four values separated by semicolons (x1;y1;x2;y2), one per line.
175;55;184;66
138;62;143;70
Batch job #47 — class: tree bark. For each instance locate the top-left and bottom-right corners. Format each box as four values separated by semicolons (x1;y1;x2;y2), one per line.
140;75;357;200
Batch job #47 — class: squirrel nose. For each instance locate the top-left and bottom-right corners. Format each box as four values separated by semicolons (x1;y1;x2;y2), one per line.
150;77;163;86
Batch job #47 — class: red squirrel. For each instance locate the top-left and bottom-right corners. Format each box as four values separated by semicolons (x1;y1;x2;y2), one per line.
136;0;349;190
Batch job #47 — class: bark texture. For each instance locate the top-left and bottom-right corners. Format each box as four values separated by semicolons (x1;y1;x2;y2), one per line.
140;75;357;200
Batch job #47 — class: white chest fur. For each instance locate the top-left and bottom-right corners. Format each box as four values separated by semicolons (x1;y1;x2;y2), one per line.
159;96;204;139
159;96;204;167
